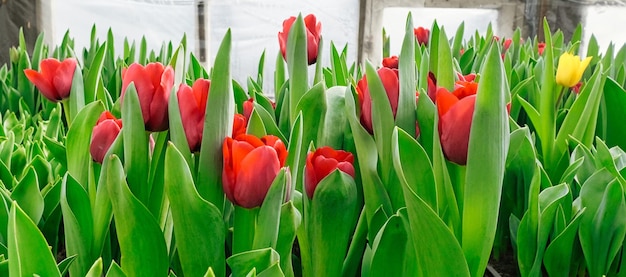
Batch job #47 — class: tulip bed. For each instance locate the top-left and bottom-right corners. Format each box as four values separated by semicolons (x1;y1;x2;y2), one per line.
1;12;626;277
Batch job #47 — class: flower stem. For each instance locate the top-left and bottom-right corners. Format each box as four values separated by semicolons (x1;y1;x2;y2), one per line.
232;205;259;254
61;99;72;127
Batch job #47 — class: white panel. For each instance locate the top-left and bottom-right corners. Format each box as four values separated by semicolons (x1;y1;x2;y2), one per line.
582;6;626;55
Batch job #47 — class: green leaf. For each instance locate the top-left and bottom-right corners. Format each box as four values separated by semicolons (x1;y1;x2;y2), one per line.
105;261;127;277
543;208;584;276
121;83;150;204
198;29;233;210
435;27;455;90
57;255;77;276
10;167;43;224
85;258;103;277
275;202;301;277
287;14;310;124
105;155;168;276
253;169;288;250
462;42;509;277
397;13;417;136
68;64;86;123
368;214;407;276
318;86;348;149
66;101;105;188
227;248;282;277
165;143;225;277
60;173;94;277
309;170;357;277
597;78;626;150
8;201;61;277
85;43;107;104
167;85;193;166
295;82;326;147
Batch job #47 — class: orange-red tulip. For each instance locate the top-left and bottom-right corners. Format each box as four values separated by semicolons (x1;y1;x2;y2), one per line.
232;113;248;139
90;111;122;163
121;62;174;132
24;58;77;102
223;134;288;208
436;81;478;165
278;14;322;65
177;79;210;152
305;146;355;199
356;67;399;134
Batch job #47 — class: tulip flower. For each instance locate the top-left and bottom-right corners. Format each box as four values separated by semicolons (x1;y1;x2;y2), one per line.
90;111;122;163
414;27;430;46
24;58;77;102
232;113;248;138
223;134;288;208
537;42;546;55
177;79;210;152
382;56;399;69
556;52;592;88
278;14;322;65
436;81;479;165
243;98;254;121
121;62;174;132
356;67;399;134
305;146;355;199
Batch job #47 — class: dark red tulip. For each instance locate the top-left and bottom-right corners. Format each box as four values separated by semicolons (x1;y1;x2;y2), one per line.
177;79;210;152
572;82;583;94
414;27;430;46
232;113;248;139
90;111;122;164
427;72;437;101
24;58;77;102
436;81;478;165
222;134;288;208
382;56;399;69
121;62;174;132
305;146;355;199
278;14;322;65
356;67;399;134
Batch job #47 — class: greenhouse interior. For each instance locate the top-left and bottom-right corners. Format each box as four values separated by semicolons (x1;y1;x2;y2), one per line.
2;0;626;276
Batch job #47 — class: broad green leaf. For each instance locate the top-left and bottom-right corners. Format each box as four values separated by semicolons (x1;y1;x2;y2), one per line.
105;155;168;276
57;255;77;276
165;143;225;277
253;169;288;250
544;208;585;276
68;64;86;123
462;42;509;277
198;29;233;211
275;201;301;277
318;86;348;149
85;258;103;277
295;82;326;147
105;261;127;277
397;13;417;136
227;248;282;277
10;167;43;224
287;14;310;124
8;202;61;277
597;78;626;151
368;214;407;276
121;83;150;204
435;27;455;90
66;101;105;188
167;85;193;166
60;173;94;277
85;43;107;104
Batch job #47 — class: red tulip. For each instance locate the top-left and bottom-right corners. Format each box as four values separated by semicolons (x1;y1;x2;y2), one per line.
436;81;479;165
90;111;122;164
382;56;399;69
427;72;437;101
305;146;355;199
503;39;512;51
177;79;210;152
356;67;399;134
232;113;248;139
278;14;322;65
223;134;288;208
538;42;546;55
24;58;77;102
243;98;254;121
414;27;430;46
121;62;174;132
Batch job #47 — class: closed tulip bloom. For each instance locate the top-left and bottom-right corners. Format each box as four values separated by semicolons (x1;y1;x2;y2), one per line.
382;56;399;69
177;79;210;152
223;134;288;208
232;113;248;139
305;146;355;199
121;62;174;132
537;42;546;55
414;27;430;46
243;98;254;121
90;111;122;164
436;81;479;165
556;52;592;88
278;14;322;65
356;67;399;134
24;58;77;102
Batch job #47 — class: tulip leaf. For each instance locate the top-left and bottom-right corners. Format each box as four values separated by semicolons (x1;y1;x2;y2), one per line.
543;208;585;276
198;29;233;210
227;248;282;277
68;64;86;123
275;201;301;277
318;86;347;149
253;103;286;144
8;201;62;277
121;83;150;205
397;13;417;136
105;261;127;277
596;78;626;151
60;173;94;277
368;214;407;276
295;82;326;147
10;166;43;224
85;43;107;105
247;109;267;138
105;155;168;277
287;14;309;124
462;42;509;277
254;168;288;250
310;170;357;277
85;258;103;277
286;113;304;195
435;27;455;91
168;85;193;166
165;143;225;277
66;101;105;188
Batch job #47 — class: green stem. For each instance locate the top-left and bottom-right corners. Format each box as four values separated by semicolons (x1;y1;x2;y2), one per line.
232;206;258;254
61;99;72;127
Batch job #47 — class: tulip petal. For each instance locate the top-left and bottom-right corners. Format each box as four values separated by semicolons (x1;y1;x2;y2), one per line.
439;95;476;165
379;67;400;116
233;146;281;208
24;69;59;101
90;120;122;163
435;88;459;118
52;58;77;99
178;84;203;151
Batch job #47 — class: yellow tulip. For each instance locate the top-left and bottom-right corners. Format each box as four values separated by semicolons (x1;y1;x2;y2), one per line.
556;52;592;88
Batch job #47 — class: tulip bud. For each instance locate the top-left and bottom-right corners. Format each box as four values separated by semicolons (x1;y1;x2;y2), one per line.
436;82;478;165
24;58;77;102
232;113;248;138
121;62;174;132
278;14;322;65
382;56;399;69
177;79;210;152
537;42;546;55
243;98;254;121
222;134;288;208
90;111;122;163
556;52;592;88
414;27;430;46
305;146;355;199
356;67;399;134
